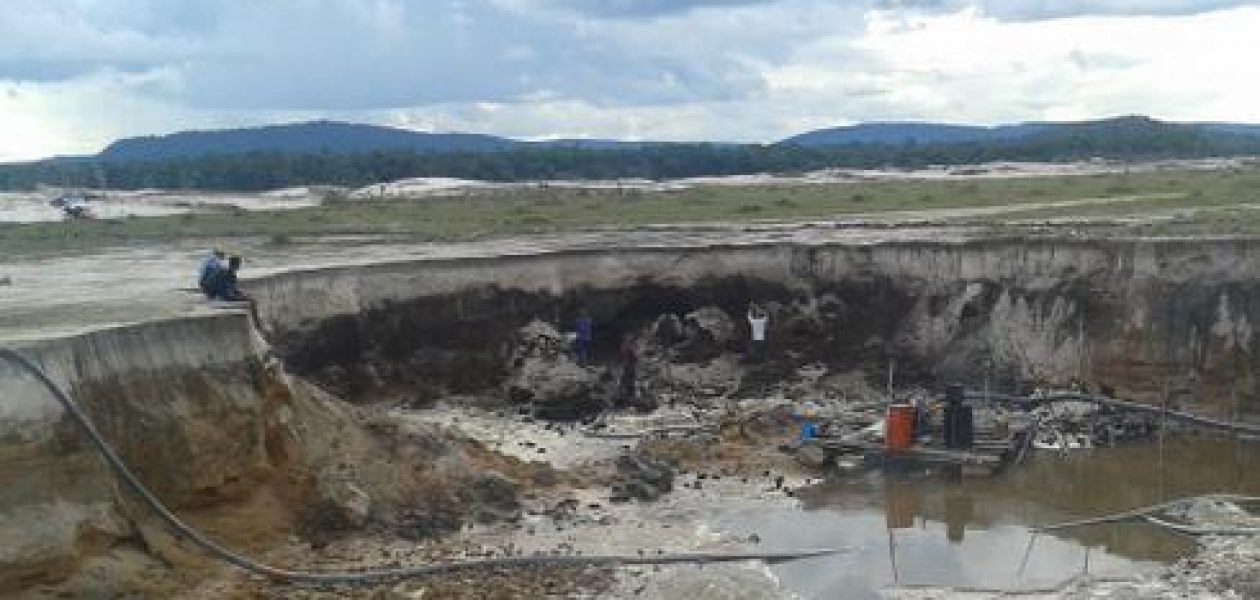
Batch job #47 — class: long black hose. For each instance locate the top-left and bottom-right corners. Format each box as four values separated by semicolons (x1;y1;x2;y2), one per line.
0;347;840;585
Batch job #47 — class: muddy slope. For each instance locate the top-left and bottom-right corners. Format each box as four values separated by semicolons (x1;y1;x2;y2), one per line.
0;312;540;593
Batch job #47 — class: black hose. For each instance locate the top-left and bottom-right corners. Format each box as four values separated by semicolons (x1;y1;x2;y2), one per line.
1034;493;1260;532
0;347;841;585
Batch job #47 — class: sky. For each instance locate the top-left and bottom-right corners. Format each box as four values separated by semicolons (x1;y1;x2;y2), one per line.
2;0;1260;161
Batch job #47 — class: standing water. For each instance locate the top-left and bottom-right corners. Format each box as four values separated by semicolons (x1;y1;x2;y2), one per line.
722;434;1260;599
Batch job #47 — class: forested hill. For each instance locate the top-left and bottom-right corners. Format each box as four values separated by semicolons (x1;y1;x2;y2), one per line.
3;116;1260;191
98;121;518;161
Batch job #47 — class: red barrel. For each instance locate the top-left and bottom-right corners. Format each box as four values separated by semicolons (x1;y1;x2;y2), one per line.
886;404;916;451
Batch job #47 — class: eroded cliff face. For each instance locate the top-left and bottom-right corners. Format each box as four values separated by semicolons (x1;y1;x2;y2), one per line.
0;310;554;594
250;239;1260;414
0;313;272;590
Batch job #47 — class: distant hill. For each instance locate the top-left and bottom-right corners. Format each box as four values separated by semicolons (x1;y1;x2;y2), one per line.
94;121;694;162
1200;123;1260;137
90;116;1260;162
98;120;520;161
5;115;1260;192
779;122;1049;146
779;115;1260;147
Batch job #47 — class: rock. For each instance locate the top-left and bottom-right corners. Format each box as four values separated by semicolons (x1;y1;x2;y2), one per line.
795;443;828;469
650;314;685;346
468;471;521;523
503;322;606;418
505;356;604;417
674;306;736;362
314;474;373;530
622;480;662;501
610;454;676;502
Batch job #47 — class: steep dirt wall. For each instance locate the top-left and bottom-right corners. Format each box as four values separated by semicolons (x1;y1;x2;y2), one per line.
249;239;1260;413
0;308;560;593
0;313;275;590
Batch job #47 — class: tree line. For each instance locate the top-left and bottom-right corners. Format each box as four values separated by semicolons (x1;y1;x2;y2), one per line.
3;125;1258;192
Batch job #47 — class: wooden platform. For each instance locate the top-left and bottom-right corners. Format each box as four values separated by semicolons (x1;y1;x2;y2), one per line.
813;423;1020;476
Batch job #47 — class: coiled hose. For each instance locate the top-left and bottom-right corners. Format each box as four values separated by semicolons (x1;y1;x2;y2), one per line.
0;347;839;585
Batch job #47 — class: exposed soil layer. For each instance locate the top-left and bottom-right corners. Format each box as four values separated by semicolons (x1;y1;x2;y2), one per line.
263;240;1260;421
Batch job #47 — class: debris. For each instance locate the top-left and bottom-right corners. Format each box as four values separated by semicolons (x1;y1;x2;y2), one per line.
468;471;522;524
609;453;675;502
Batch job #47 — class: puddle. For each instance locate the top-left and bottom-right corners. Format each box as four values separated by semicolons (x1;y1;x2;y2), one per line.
727;434;1260;599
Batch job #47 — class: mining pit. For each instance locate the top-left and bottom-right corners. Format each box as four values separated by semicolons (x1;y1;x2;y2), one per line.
4;237;1260;599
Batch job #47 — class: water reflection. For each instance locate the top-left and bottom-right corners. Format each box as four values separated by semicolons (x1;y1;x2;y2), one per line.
725;434;1260;599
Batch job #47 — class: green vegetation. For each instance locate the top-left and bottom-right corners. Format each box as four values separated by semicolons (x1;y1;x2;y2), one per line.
4;118;1260;192
5;166;1260;257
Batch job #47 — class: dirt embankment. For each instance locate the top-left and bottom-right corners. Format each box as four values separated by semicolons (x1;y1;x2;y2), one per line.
255;239;1260;416
0;312;562;597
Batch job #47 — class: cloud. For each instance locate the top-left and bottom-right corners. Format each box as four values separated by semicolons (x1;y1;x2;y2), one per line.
532;0;775;18
3;0;1260;161
979;0;1260;20
879;0;1260;20
2;0;773;111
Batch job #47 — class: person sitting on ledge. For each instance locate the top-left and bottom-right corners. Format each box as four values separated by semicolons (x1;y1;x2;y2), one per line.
205;255;247;301
198;249;225;297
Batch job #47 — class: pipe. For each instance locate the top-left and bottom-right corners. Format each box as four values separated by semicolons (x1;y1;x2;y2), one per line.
0;347;842;585
963;390;1260;436
1142;514;1260;536
1034;493;1260;532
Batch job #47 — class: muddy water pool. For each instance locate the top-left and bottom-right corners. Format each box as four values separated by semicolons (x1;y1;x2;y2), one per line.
728;434;1260;599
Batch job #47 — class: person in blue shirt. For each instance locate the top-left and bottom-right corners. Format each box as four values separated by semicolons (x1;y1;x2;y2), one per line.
205;255;247;301
198;249;225;297
574;310;594;366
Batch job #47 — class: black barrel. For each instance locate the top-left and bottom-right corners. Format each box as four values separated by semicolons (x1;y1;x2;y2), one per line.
945;384;965;407
943;400;974;450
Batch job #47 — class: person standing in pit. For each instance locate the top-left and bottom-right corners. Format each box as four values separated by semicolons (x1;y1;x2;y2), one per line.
617;335;638;407
747;302;769;362
574;309;594;366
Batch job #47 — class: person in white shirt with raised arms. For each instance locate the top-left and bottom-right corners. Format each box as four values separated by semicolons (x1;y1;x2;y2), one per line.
746;302;768;363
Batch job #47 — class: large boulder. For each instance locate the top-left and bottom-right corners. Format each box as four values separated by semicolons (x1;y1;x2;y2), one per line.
505;359;604;419
310;472;372;530
467;471;521;523
503;321;605;419
674;307;738;363
610;453;675;502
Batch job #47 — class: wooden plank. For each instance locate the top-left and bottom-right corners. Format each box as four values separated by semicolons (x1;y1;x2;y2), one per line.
819;439;1002;466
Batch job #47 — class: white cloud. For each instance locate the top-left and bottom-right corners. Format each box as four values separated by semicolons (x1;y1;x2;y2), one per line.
2;0;1260;160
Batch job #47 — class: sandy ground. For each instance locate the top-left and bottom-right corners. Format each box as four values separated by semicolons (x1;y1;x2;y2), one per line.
6;155;1256;342
5;156;1251;223
0;189;1211;344
350;158;1257;199
0;188;319;222
0;226;977;342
